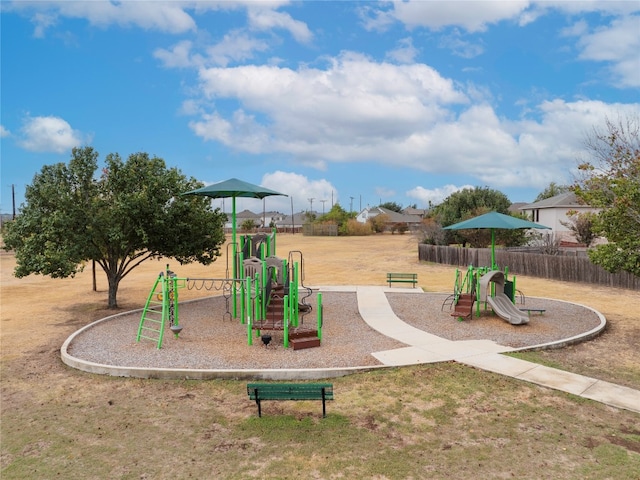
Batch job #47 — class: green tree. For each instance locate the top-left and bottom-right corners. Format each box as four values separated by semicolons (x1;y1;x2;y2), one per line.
574;116;640;277
432;186;513;247
379;201;403;213
241;219;257;232
3;147;226;308
534;182;570;202
317;203;354;235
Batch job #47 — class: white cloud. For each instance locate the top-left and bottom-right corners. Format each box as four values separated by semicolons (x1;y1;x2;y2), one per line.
438;30;484;59
154;40;198;69
18;115;89;153
154;33;270;70
386;37;419;64
407;184;475;207
575;14;640;88
11;1;198;36
187;49;639;193
190;52;468;160
0;125;10;138
369;0;531;33
205;31;271;67
260;171;338;213
247;7;313;43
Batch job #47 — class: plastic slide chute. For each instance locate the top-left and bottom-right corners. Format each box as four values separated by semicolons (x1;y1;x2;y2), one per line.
480;271;529;325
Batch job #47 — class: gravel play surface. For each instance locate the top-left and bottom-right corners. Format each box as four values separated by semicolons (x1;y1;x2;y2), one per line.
66;291;603;371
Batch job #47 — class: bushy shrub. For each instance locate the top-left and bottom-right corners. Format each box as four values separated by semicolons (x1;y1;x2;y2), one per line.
343;219;373;236
368;214;389;233
390;222;409;234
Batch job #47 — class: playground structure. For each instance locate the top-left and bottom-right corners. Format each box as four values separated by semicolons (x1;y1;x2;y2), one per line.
444;264;528;324
136;230;323;349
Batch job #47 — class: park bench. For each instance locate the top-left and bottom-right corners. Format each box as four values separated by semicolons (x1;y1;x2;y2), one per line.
519;308;546;315
247;383;334;418
387;272;418;288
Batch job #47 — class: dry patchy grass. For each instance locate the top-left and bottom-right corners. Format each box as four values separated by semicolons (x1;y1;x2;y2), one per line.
1;233;639;479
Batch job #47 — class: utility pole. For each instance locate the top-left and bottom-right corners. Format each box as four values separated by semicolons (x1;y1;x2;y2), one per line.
308;197;314;213
320;199;326;215
349;196;354;213
12;184;16;219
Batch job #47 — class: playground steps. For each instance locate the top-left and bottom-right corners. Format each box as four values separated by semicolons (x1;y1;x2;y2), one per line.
288;328;321;350
267;294;285;316
256;285;320;350
451;293;475;319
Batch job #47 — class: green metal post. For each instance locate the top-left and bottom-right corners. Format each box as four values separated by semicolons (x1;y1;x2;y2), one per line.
476;269;482;318
239;251;245;323
291;263;298;327
158;271;168;349
245;277;251;327
172;274;180;337
283;294;289;348
261;260;267;320
317;293;323;341
247;302;253;346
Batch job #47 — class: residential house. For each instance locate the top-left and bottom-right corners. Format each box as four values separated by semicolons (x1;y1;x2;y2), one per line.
402;207;428;219
274;211;318;233
519;192;597;243
223;210;286;232
356;206;423;231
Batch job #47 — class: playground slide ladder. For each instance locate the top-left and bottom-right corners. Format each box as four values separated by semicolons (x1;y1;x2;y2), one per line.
136;272;168;349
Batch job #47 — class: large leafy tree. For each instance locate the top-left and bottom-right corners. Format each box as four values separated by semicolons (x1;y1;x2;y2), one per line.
574;116;640;277
3;147;227;308
430;186;525;247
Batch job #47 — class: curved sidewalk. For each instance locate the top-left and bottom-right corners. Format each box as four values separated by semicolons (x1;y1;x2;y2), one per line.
348;285;639;415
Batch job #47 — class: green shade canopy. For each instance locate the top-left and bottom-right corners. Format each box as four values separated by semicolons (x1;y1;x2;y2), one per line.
183;177;286;201
183;178;287;278
443;211;551;269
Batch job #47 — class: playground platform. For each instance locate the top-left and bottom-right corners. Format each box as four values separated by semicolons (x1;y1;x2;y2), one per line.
61;286;639;415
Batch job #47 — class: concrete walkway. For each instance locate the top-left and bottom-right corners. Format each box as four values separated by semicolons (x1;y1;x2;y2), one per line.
348;285;640;414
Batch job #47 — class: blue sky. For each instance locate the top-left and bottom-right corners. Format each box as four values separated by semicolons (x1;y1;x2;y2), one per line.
2;1;639;216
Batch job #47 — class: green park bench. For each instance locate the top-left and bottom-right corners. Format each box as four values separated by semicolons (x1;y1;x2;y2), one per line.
247;383;334;418
387;272;418;287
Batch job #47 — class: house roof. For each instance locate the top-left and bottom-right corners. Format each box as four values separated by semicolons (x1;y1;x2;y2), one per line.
362;206;422;224
403;207;427;217
520;192;585;209
508;202;527;213
274;211;317;227
235;209;261;219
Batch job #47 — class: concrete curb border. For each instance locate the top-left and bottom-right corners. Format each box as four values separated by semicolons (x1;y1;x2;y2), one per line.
60;291;607;381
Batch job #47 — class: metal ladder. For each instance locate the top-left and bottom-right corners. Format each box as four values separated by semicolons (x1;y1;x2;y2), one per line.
136;272;167;349
137;265;186;349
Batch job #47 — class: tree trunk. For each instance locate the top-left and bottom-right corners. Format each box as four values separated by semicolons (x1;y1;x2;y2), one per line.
107;274;120;309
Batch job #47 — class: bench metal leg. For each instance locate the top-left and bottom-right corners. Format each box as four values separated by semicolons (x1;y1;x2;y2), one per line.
322;388;326;418
253;388;262;417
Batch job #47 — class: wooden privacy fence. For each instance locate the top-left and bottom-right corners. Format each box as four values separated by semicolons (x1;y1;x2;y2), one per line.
418;244;640;290
303;224;338;236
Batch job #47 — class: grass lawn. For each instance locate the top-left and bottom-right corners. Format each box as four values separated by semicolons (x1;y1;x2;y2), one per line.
2;233;639;479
